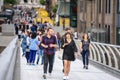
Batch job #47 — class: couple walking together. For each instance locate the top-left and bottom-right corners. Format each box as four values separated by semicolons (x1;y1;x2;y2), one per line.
41;28;90;80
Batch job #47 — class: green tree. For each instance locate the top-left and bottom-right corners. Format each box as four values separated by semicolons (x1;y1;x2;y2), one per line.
4;0;16;4
40;0;45;5
52;4;58;14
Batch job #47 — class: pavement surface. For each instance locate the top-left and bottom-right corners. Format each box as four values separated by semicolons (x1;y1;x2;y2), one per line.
20;47;120;80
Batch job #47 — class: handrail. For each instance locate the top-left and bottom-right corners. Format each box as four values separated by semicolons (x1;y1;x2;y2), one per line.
0;36;18;80
76;39;120;48
75;39;120;70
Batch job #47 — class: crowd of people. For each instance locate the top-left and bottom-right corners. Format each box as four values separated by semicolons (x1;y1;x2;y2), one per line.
14;7;91;80
19;27;90;80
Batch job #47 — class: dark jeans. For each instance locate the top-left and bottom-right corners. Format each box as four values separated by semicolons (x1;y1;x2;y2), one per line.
81;50;90;66
29;50;37;63
43;53;55;74
25;52;30;63
57;40;61;50
18;35;21;40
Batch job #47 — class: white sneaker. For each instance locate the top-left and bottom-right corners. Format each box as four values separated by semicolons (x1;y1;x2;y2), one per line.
63;76;66;80
49;73;52;77
66;76;69;80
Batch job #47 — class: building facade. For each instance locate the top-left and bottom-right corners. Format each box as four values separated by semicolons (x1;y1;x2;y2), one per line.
0;0;3;11
77;0;118;45
46;0;57;18
19;0;40;4
57;0;70;27
116;0;120;45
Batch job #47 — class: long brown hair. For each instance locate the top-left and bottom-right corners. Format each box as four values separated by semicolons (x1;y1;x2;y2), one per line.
65;32;73;39
82;33;89;40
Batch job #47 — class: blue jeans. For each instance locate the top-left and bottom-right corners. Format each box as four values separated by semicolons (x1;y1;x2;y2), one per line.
29;50;37;64
36;49;44;64
21;44;27;56
81;50;90;66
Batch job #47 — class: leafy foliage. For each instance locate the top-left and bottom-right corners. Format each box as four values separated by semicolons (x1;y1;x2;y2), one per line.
52;4;58;14
40;0;45;5
4;0;16;4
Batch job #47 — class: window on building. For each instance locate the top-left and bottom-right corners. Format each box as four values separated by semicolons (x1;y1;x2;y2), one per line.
105;25;110;43
107;25;110;43
106;0;108;13
108;0;111;13
116;27;120;45
118;0;120;13
99;24;101;28
106;0;111;14
99;0;101;13
105;25;107;28
70;0;77;28
24;0;27;3
80;1;83;13
84;1;87;13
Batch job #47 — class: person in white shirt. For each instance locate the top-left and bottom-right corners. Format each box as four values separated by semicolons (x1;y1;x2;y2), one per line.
74;30;78;40
18;28;22;40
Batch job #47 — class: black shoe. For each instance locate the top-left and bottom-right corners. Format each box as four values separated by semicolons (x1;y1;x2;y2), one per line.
83;66;86;69
62;69;64;73
22;54;24;57
43;74;46;79
86;66;88;69
36;62;38;65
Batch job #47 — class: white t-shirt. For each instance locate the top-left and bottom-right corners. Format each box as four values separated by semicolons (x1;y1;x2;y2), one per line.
18;30;22;35
74;32;78;39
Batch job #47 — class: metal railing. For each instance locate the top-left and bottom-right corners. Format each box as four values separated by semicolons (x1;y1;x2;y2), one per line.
75;40;120;70
53;26;120;77
53;26;120;71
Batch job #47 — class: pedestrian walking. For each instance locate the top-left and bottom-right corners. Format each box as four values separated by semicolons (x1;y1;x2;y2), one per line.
31;24;37;32
25;31;31;64
38;22;43;30
61;32;78;80
56;32;61;50
21;30;27;56
36;30;44;65
41;27;58;79
18;28;22;40
80;33;90;69
14;22;18;35
73;30;78;40
61;28;72;73
29;32;39;65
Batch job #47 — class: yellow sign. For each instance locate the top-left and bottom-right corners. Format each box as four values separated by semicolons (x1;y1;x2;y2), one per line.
36;8;54;25
60;17;70;27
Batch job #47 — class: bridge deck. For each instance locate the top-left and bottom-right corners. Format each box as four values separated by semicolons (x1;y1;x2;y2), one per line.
20;47;120;80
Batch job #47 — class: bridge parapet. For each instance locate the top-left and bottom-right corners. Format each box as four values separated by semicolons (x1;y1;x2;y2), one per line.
0;37;18;80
